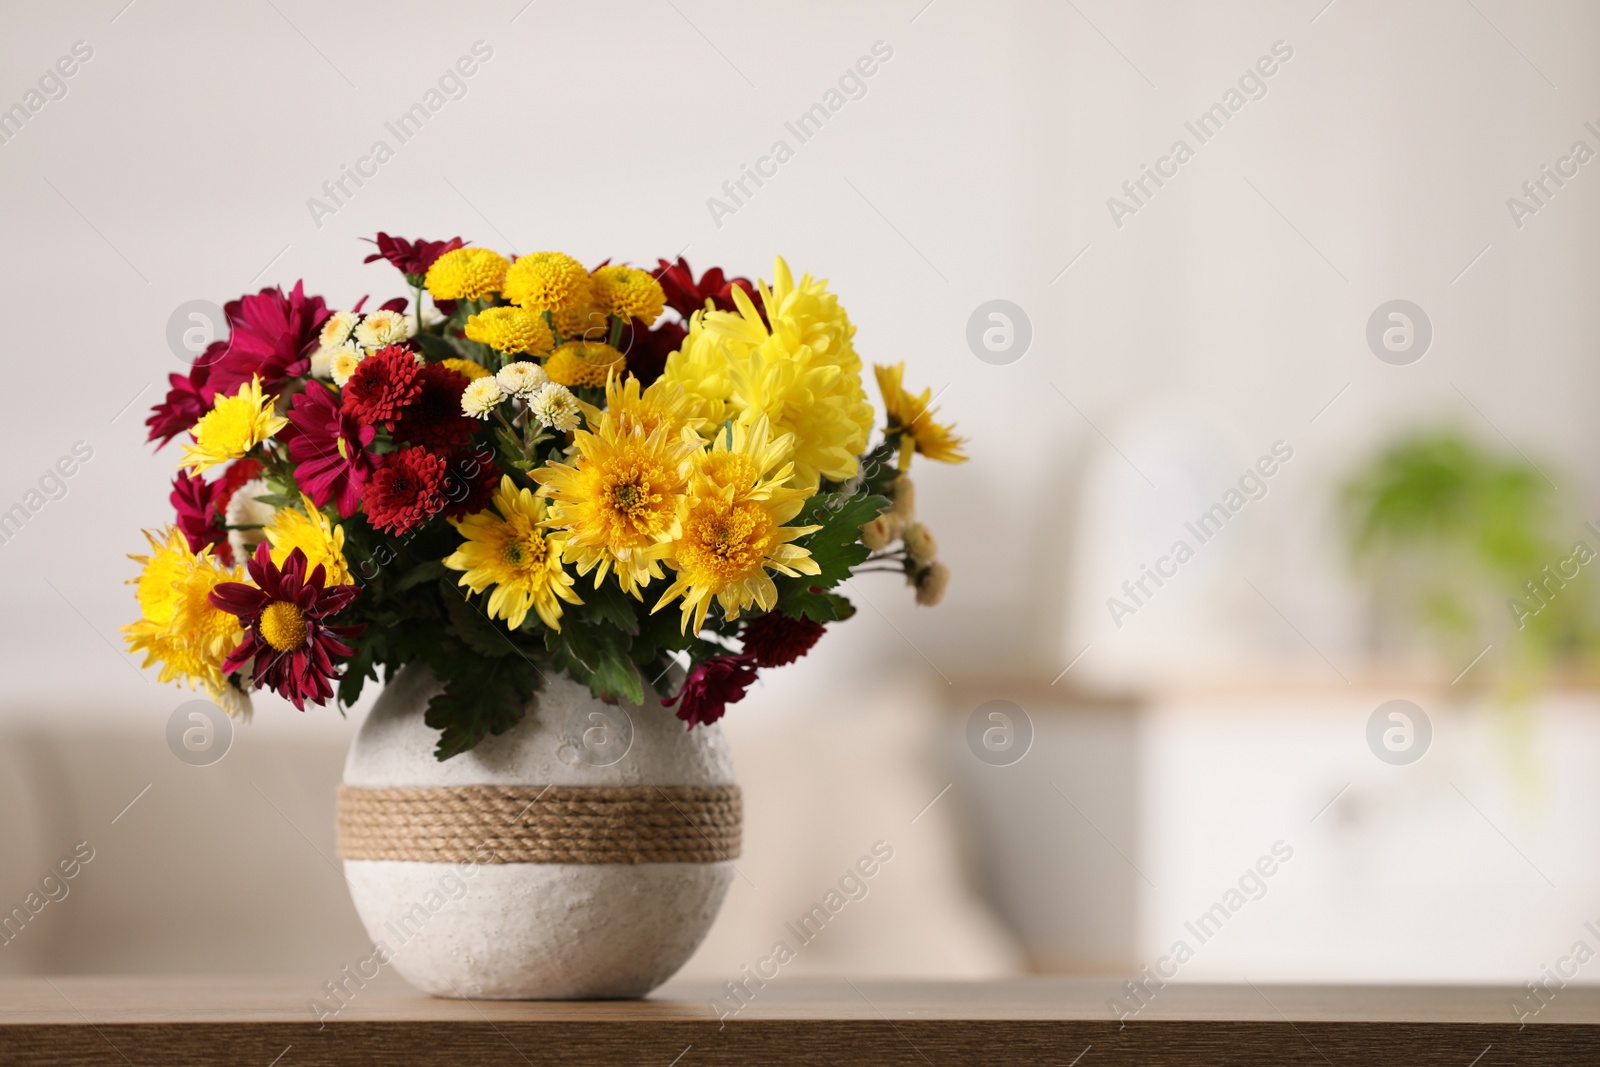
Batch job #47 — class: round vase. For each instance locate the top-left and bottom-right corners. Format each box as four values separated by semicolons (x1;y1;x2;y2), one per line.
337;663;738;999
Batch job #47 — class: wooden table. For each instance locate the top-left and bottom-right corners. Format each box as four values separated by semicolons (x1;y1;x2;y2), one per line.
5;975;1599;1065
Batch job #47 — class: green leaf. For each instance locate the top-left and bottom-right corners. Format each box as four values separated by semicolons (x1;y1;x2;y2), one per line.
336;633;383;707
424;656;543;761
442;584;518;658
545;624;643;706
413;331;460;363
781;491;889;592
569;577;642;636
397;559;449;592
780;588;858;624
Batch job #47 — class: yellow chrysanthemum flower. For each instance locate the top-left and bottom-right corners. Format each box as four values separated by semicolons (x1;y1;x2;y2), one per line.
533;415;701;597
874;362;968;467
653;418;821;634
660;258;874;486
264;497;351;585
444;476;583;631
123;528;246;694
554;300;610;343
690;416;810;509
180;376;287;475
659;312;733;425
548;297;607;342
591;265;666;326
544;341;627;389
464;306;555;356
503;252;591;313
440;357;491;381
576;374;705;440
425;247;510;301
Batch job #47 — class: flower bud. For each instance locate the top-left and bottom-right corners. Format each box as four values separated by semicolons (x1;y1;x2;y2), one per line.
860;513;901;552
891;476;916;519
915;561;950;606
903;521;938;566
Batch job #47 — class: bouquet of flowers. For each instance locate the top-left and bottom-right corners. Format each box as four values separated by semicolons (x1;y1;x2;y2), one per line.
125;236;966;758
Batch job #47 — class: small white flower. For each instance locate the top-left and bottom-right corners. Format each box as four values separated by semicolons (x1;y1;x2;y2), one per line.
462;376;506;419
496;361;550;399
225;478;275;565
213;680;254;723
329;343;365;387
529;383;582;432
355;308;413;349
320;310;360;350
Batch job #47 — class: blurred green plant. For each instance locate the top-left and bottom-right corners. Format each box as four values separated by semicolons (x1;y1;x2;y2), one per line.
1341;429;1598;687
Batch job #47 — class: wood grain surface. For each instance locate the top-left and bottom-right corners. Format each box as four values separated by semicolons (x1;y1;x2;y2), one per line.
4;975;1600;1065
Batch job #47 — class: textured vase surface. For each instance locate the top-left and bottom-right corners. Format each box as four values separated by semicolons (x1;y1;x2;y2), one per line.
340;664;736;999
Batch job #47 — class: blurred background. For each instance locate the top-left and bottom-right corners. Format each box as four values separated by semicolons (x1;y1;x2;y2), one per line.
3;0;1600;991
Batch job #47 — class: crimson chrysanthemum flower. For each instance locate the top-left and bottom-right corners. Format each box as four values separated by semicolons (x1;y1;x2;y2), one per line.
739;613;825;668
392;363;478;452
146;345;223;447
209;282;331;396
363;233;465;280
663;654;760;728
169;458;262;564
655;257;758;319
170;471;224;558
362;446;448;535
618;319;686;387
281;383;381;518
441;449;502;521
341;345;423;428
209;544;363;710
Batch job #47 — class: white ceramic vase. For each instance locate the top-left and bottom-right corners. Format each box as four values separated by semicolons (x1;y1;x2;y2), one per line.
339;664;737;999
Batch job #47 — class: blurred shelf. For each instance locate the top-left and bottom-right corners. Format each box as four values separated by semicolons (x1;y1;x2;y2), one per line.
5;975;1600;1064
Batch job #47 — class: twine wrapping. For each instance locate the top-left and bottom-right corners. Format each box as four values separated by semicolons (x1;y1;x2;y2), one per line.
336;784;741;865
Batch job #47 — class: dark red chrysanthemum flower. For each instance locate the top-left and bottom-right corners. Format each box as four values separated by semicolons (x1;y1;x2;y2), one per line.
441;449;501;521
146;345;223;447
392;363;477;452
363;233;465;280
170;472;225;558
618;319;686;387
362;446;448;535
209;282;331;396
739;613;825;668
169;457;262;564
655;258;758;319
663;654;760;728
341;345;423;428
281;384;381;518
210;544;363;711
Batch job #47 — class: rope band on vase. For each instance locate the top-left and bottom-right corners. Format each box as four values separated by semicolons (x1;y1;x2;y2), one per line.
335;784;742;865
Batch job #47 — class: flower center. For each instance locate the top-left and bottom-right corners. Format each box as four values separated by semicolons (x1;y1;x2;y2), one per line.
502;534;547;568
260;600;309;652
336;436;350;461
610;478;647;515
680;501;772;583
